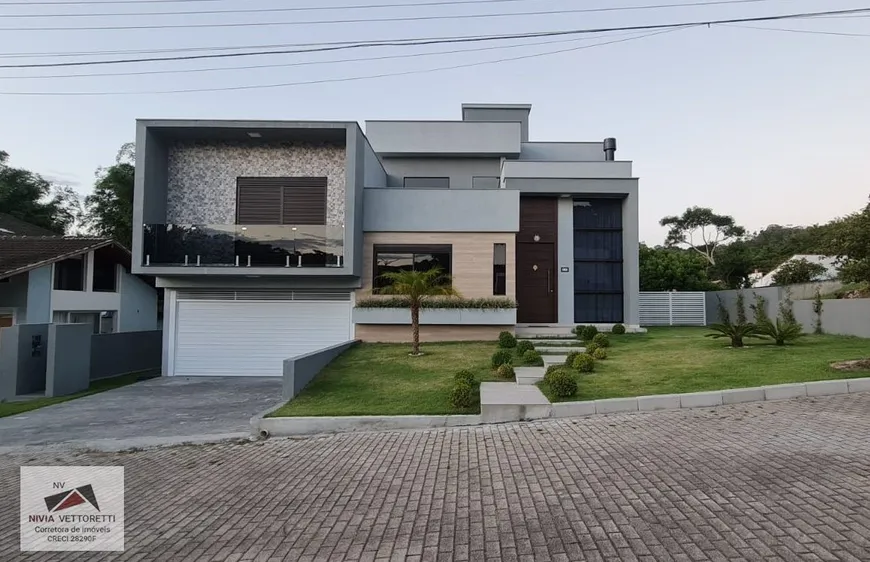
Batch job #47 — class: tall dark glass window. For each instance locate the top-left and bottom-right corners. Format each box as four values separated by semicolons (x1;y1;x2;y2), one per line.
573;199;624;323
53;257;85;291
493;243;506;295
374;245;452;288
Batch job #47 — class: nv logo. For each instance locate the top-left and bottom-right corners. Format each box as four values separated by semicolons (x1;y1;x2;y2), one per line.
44;485;100;513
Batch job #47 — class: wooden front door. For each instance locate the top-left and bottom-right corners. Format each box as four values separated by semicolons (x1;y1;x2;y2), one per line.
516;198;557;324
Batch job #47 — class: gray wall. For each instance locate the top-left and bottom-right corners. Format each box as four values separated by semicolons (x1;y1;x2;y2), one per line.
706;287;782;324
0;272;28;323
26;266;52;324
557;198;575;324
362;189;520;232
45;323;92;397
118;269;158;332
785;280;843;301
91;330;162;381
283;340;357;400
132;125;168;272
519;142;605;161
364;120;521;157
461;106;530;142
794;298;870;338
0;323;49;399
378;157;501;189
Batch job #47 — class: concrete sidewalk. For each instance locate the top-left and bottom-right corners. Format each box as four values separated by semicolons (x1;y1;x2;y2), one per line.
0;376;282;452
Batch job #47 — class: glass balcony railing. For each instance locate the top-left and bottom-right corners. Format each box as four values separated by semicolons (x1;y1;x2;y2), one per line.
142;224;344;268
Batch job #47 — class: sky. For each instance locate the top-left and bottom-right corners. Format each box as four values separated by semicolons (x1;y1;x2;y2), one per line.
1;0;869;245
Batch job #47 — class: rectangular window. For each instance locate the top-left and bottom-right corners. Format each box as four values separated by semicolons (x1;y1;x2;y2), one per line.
236;177;327;225
53;257;85;291
374;245;451;289
403;177;450;189
472;176;500;190
92;254;118;293
493;243;506;295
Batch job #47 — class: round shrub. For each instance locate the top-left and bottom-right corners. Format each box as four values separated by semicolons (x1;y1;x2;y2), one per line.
585;342;599;355
592;347;607;360
454;369;476;385
611;323;626;335
522;349;543;366
498;331;517;349
564;351;581;368
496;364;515;380
545;369;577;398
580;325;599;341
573;325;588;339
491;349;513;368
516;340;535;355
545;364;564;376
592;333;610;348
449;381;475;409
572;353;595;373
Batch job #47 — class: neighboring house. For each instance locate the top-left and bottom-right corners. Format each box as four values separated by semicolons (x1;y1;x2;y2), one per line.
0;213;158;335
132;103;640;377
752;254;840;288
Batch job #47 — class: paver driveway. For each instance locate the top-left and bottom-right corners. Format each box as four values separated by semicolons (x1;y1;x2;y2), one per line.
0;376;282;452
1;393;869;561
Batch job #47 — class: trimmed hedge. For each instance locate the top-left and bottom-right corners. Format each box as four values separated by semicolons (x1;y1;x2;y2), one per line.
592;333;610;348
522;349;543;366
544;368;577;398
516;340;535;355
572;353;595;373
580;325;599;341
611;323;626;335
496;364;515;380
498;331;517;349
454;369;476;385
592;347;607;360
491;349;513;368
356;297;517;309
450;381;476;409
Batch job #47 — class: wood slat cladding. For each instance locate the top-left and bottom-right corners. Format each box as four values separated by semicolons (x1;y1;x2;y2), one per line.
517;197;557;243
236;177;327;225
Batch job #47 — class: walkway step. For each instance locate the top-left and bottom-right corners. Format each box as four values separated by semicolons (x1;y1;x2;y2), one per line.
515;326;575;338
535;346;585;354
515;367;546;386
480;382;551;422
519;338;579;345
543;355;568;367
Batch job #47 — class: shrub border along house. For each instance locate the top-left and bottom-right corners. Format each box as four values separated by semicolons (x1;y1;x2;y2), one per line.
353;297;518;326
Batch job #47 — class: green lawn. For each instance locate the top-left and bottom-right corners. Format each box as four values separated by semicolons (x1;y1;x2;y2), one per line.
0;371;157;418
539;327;870;402
269;342;503;417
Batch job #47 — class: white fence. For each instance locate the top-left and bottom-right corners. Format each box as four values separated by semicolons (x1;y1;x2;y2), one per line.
639;292;707;326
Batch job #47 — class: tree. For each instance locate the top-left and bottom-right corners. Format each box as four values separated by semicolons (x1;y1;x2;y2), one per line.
660;207;746;265
709;241;755;289
375;268;459;355
84;143;135;248
771;258;828;286
638;245;716;291
827;197;870;285
0;150;79;233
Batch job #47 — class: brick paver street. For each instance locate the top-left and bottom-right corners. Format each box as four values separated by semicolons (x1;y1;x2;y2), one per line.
2;393;869;561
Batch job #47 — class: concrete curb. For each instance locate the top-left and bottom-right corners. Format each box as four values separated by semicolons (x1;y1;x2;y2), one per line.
550;377;870;419
255;414;483;437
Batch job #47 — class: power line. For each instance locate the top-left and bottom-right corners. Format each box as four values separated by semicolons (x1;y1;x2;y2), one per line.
0;31;652;79
728;23;870;36
0;27;689;95
0;0;256;4
0;0;793;19
2;6;868;69
0;0;819;31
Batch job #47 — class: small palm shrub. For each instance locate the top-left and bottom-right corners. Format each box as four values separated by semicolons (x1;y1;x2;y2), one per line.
498;331;517;349
454;369;476;385
450;381;475;409
496;364;515;380
580;325;599;341
544;368;577;398
592;347;607;360
516;340;535;355
757;319;804;346
491;349;513;367
572;353;595;372
592;333;610;348
705;322;764;348
564;351;582;368
611;323;626;335
522;349;543;366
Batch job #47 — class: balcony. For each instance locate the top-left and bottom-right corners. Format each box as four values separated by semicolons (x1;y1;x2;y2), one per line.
142;224;344;268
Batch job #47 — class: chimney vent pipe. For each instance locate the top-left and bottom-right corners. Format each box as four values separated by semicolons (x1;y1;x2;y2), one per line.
603;137;617;161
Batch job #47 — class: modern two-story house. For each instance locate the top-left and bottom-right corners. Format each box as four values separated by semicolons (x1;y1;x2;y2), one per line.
132;104;639;377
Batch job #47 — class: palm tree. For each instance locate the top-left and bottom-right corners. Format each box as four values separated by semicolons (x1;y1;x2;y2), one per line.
376;267;459;355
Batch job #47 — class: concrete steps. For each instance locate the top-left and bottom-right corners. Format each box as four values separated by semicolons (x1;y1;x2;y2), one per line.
480;382;551;422
515;325;575;338
542;355;568;368
515;367;546;386
519;338;579;346
534;346;585;354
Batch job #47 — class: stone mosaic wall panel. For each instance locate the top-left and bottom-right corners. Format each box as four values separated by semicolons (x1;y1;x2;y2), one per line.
166;140;346;226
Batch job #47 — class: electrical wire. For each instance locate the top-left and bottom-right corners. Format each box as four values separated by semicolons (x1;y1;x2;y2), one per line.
0;1;825;31
2;6;868;69
727;23;870;36
0;26;689;95
0;31;657;79
0;0;795;19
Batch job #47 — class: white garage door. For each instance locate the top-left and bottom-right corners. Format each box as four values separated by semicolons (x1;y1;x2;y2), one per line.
172;294;352;377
